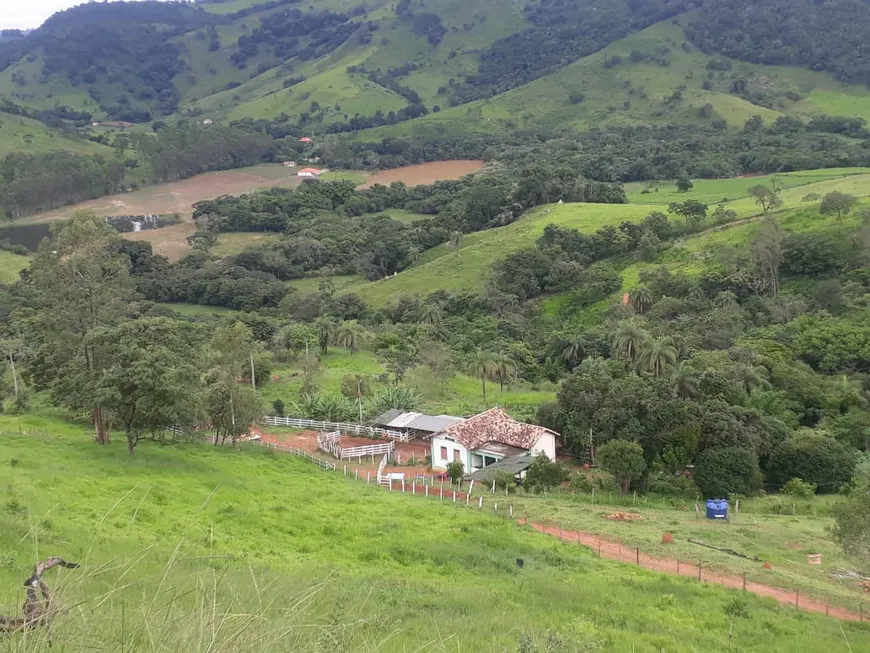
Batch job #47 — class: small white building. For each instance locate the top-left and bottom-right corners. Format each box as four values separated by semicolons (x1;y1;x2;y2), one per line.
283;161;297;168
430;408;558;472
296;167;323;178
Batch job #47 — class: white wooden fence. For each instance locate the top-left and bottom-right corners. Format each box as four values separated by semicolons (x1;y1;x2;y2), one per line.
260;441;336;471
317;431;395;460
263;416;409;441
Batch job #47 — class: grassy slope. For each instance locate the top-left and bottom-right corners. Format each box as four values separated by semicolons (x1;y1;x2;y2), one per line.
355;20;870;140
0;111;115;157
0;250;29;283
297;168;868;306
2;415;869;651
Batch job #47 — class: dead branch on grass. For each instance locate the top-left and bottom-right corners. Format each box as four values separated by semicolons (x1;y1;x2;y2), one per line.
0;557;79;634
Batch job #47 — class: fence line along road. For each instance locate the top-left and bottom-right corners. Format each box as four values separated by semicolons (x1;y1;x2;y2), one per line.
263;416;409;441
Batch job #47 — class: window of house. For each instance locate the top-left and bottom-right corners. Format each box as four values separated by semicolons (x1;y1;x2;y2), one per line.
453;449;461;462
440;446;448;460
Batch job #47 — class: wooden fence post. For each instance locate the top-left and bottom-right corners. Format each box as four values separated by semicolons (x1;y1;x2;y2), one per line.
698;561;702;581
742;571;746;591
354;468;358;480
389;478;392;492
795;589;799;609
366;471;371;484
425;485;429;498
677;558;680;574
509;505;513;518
494;502;498;513
466;494;470;506
401;479;405;493
343;464;347;476
453;491;457;503
478;497;483;509
636;547;639;565
412;482;416;495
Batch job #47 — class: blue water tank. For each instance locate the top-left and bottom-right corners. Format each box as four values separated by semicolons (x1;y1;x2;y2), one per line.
705;499;728;520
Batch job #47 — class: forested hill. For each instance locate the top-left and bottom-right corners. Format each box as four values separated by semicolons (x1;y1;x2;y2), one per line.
3;0;870;134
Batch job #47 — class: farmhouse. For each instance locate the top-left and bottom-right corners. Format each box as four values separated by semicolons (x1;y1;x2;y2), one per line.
282;161;297;168
430;408;558;472
298;136;313;143
296;167;322;178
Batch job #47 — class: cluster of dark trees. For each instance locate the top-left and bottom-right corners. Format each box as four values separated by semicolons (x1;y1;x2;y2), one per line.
0;152;125;218
0;2;213;118
396;0;447;46
231;7;370;68
450;0;686;104
131;122;274;183
687;0;870;87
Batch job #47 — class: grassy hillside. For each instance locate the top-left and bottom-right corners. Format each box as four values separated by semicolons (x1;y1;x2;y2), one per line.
6;3;870;138
0;111;114;157
355;21;870;139
0;250;29;283
2;415;869;651
293;168;869;305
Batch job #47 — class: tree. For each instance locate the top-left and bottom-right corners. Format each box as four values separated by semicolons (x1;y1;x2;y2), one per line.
450;231;464;257
446;460;465;483
596;440;646;494
750;217;784;295
492;352;517;392
670;360;699;399
314;316;336;355
832;463;870;571
629;286;653;314
668;200;708;227
766;432;858;492
468;349;497;404
378;345;417;385
419;303;443;325
561;336;586;369
25;212;133;444
87;318;203;454
612;317;648;364
638;335;678;378
523;453;568;493
418;342;454;391
335;321;362;354
208;322;264;445
748;185;782;214
676;175;693;192
694;447;762;498
819;191;857;221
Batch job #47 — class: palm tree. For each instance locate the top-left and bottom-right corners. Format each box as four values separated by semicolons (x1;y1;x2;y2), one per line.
561;336;585;369
336;321;362;355
314;316;336;356
629;286;653;314
407;246;422;266
638;335;678;378
492;352;518;392
612;317;648;364
713;291;739;308
736;364;771;394
419;303;443;325
670;360;699;399
468;349;497;404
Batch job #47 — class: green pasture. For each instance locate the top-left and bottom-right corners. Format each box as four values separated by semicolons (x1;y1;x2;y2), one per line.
1;416;869;651
0;250;29;284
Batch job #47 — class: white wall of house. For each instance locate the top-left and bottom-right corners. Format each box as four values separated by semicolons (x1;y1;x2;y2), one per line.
531;432;557;461
431;435;469;470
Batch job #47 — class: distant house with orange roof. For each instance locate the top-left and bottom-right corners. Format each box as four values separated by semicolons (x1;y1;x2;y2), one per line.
296;167;322;178
298;136;313;143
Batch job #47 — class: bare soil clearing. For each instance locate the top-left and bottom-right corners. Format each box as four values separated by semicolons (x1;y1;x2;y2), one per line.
30;165;304;223
358;160;485;189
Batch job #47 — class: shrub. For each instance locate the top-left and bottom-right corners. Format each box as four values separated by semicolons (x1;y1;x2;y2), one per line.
271;399;285;417
694;447;762;498
569;473;594;493
767;433;858;493
646;472;695;496
446;460;464;483
781;477;817;499
596;440;646;494
523;453;568;493
491;470;518;494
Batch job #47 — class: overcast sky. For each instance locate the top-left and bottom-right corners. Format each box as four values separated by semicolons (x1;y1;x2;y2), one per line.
2;1;164;30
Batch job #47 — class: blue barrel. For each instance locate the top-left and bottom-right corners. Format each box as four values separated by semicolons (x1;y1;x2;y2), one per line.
705;499;728;520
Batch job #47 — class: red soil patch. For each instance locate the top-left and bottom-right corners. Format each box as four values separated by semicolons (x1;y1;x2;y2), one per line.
662;533;675;544
358;160;484;189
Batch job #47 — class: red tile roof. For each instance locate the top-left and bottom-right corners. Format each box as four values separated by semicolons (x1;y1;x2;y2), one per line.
438;408;558;451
